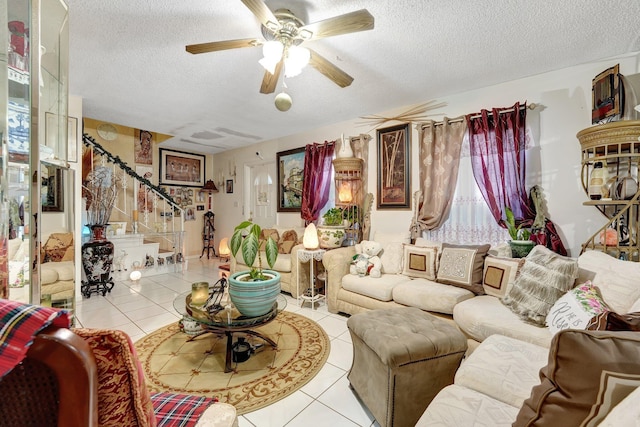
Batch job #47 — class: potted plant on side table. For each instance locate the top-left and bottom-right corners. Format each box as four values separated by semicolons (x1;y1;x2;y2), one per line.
228;220;280;317
505;206;535;258
317;207;346;249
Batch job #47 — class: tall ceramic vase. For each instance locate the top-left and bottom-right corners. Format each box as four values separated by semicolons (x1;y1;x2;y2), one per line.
81;225;115;297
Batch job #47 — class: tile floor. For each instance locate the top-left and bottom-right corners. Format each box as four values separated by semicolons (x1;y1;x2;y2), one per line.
74;257;379;427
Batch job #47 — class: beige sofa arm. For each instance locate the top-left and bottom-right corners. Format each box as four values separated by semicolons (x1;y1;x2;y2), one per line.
289;244;309;298
322;247;356;313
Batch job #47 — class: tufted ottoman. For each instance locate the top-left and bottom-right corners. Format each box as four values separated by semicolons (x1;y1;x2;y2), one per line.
347;307;467;427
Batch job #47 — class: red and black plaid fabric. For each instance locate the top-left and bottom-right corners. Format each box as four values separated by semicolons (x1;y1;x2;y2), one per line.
0;299;70;377
151;392;215;427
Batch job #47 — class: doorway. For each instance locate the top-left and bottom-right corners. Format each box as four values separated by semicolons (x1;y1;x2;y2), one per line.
244;162;276;228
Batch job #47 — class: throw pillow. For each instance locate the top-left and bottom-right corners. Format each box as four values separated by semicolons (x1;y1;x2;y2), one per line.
278;230;298;254
513;329;640;427
401;244;437;280
43;232;74;263
436;243;490;295
482;256;525;298
592;270;640;314
414;238;442;269
373;231;410;275
502;245;578;326
587;311;640;332
545;281;609;335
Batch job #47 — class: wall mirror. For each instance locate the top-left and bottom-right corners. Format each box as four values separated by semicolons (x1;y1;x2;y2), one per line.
41;163;64;212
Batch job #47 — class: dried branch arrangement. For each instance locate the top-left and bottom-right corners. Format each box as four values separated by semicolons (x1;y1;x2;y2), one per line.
357;100;447;128
84;166;121;226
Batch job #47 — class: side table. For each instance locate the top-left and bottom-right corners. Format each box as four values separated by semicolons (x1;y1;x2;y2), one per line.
297;248;326;309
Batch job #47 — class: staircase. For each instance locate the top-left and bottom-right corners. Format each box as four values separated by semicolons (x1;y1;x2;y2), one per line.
82;134;186;279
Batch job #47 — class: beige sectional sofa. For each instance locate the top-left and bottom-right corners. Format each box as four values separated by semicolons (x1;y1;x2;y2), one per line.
417;329;640;426
323;233;640;349
230;225;310;298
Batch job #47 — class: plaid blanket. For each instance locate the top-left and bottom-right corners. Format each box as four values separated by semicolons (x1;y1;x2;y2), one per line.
0;299;70;377
152;392;215;427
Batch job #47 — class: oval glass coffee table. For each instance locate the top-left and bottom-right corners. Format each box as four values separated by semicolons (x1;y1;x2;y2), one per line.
173;292;286;373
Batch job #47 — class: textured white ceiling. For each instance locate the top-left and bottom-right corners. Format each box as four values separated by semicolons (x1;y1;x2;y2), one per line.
66;0;640;154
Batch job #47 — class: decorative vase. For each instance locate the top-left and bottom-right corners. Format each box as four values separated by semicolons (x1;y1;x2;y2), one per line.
337;134;353;158
317;225;346;249
508;240;535;258
81;225;115;297
228;270;281;317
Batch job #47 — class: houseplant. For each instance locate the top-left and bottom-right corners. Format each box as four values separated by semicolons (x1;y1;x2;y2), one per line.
317;207;346;248
505;206;535;258
228;220;281;316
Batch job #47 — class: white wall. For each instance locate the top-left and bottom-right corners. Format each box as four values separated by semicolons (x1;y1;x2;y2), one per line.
212;53;640;257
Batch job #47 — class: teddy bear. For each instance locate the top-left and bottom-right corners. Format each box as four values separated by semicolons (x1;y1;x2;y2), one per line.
349;240;383;278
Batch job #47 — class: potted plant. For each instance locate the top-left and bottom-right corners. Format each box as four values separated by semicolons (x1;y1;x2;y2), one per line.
505;206;535;258
228;220;281;317
317;207;346;249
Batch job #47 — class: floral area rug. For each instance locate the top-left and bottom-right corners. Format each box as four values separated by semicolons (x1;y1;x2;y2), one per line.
135;310;330;415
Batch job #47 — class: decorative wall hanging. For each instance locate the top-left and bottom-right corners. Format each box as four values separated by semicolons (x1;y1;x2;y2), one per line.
226;179;234;194
159;148;206;187
592;64;623;124
277;147;305;212
377;124;411;209
358;101;447;130
134;129;153;165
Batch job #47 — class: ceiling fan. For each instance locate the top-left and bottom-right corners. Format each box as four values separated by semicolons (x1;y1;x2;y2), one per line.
186;0;374;94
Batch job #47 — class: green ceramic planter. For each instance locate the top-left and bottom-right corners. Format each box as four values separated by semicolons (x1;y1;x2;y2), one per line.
228;270;281;317
509;240;535;258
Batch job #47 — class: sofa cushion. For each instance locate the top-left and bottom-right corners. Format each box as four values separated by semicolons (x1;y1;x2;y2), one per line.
342;273;410;302
587;310;640;332
545;281;609;335
436;243;490;295
502;245;579;326
41;260;75;282
482;256;524;298
393;279;474;314
578;250;640;313
401;244;437;280
454;334;548;408
278;230;298;254
514;329;640;427
8;238;21;261
453;296;553;348
416;384;520;427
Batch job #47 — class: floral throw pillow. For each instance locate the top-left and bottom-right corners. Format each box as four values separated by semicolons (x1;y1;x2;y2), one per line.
545;281;609;335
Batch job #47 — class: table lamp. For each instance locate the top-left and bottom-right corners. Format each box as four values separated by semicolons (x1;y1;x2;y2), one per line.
303;223;319;250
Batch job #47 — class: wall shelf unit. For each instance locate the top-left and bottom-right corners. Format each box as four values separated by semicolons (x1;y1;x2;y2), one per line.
578;120;640;260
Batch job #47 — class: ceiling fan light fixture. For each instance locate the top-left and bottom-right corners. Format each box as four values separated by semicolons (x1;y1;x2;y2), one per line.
284;45;310;78
259;40;284;74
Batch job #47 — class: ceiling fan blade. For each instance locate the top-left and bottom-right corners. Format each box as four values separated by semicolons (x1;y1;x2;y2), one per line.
308;49;354;88
260;59;283;94
298;9;374;41
241;0;280;31
186;38;261;54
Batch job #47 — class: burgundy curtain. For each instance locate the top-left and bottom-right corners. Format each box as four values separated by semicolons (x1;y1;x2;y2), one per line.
466;102;534;227
301;141;336;222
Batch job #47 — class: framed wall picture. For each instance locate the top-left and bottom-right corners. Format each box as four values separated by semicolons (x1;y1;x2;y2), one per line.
226;179;234;194
592;64;623;124
159;148;206;187
377;123;411;209
276;147;305;212
134;129;153;164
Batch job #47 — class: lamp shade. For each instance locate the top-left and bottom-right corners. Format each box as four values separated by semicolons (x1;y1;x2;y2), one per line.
303;223;320;249
259;41;284;74
338;182;353;203
203;180;219;193
284;45;310;78
219;237;230;256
